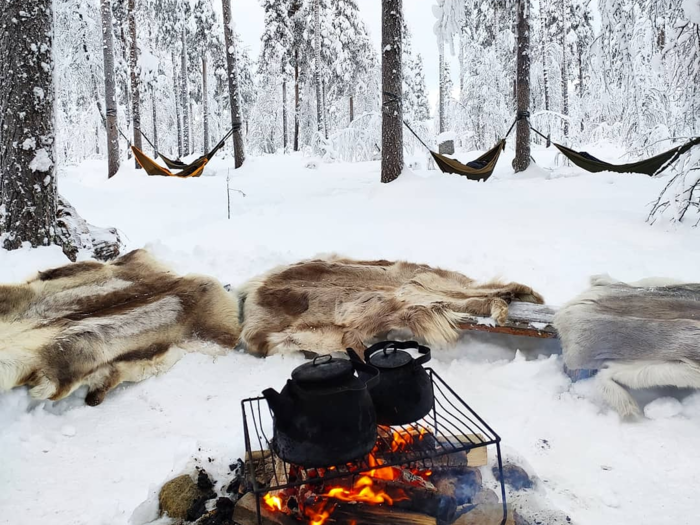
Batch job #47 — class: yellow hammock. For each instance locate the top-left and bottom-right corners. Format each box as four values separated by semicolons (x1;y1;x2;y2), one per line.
131;146;208;178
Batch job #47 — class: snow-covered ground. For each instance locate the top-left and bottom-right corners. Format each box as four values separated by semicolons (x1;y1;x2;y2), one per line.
3;145;700;525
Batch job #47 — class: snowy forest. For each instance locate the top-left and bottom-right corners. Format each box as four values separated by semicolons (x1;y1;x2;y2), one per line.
5;2;700;525
41;0;700;164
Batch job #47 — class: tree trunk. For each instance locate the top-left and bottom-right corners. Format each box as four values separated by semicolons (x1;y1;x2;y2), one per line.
0;0;59;249
151;88;158;156
322;78;328;139
100;0;120;178
578;46;584;132
514;0;531;173
172;50;183;157
222;0;245;168
381;0;403;184
314;0;324;133
203;56;210;152
128;0;142;168
541;0;550;112
294;53;300;151
438;42;445;134
350;95;354;124
560;0;569;137
181;24;190;155
282;77;288;151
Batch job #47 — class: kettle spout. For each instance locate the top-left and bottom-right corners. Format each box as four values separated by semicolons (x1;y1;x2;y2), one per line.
262;387;294;421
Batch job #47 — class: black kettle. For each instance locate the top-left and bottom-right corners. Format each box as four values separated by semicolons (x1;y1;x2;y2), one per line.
360;341;434;426
262;352;379;468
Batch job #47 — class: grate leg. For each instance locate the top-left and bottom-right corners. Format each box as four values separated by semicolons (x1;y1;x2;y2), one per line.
255;494;262;525
496;442;508;525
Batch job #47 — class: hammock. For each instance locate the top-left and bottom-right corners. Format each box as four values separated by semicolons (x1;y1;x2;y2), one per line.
552;137;700;176
403;121;506;181
430;140;506;181
132;127;235;178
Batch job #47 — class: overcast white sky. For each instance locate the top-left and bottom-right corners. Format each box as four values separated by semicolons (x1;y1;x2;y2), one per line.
229;0;459;107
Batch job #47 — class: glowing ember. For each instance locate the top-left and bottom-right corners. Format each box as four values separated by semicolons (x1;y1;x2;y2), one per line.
263;493;283;512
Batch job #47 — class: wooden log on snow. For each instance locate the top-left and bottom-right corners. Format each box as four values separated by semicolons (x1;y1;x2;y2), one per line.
458;302;558;339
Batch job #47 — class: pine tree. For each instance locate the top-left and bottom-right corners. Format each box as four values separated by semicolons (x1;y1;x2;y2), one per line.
514;0;531;173
259;0;293;150
331;0;376;125
194;0;218;152
1;0;60;249
381;0;403;184
127;0;143;167
100;0;120;178
222;0;245;167
313;0;324;134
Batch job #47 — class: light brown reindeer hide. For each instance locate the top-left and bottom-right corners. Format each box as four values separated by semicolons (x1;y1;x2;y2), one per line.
239;256;544;356
0;249;240;405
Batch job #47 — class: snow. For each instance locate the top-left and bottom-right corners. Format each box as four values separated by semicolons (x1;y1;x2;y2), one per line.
682;0;700;24
28;148;52;172
3;148;700;525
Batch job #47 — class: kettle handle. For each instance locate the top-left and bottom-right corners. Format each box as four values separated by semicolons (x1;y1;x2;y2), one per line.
364;340;431;367
345;348;380;389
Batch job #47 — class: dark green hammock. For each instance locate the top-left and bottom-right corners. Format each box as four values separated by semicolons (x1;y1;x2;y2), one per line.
553;137;700;176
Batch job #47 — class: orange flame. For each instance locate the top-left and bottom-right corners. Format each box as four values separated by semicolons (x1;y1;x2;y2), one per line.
263;493;283;512
307;505;332;525
324;475;404;505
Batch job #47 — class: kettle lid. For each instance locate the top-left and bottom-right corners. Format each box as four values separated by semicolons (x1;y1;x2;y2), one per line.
291;355;354;383
367;343;413;369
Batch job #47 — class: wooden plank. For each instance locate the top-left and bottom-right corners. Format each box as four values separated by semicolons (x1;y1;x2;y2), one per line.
458;303;559;339
436;434;488;468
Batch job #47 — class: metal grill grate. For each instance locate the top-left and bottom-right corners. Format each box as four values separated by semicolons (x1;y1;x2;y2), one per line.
241;368;508;524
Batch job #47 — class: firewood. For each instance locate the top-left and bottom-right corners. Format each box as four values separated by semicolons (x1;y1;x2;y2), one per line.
324;501;438;525
306;480;455;524
233;493;298;525
436;435;488;468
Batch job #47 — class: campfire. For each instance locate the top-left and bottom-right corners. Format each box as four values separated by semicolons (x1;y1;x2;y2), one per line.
260;427;435;524
237;368;509;525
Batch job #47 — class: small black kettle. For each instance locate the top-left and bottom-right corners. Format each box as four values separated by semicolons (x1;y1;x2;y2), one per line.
262;352;379;467
361;341;434;426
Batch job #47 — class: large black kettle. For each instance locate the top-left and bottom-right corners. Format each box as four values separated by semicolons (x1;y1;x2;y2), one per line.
262;352;379;468
361;341;434;426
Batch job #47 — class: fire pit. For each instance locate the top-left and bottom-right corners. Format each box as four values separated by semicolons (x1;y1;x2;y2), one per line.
240;369;507;525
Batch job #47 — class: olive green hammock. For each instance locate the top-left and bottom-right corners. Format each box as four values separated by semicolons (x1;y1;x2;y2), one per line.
527;123;700;176
403;121;506;181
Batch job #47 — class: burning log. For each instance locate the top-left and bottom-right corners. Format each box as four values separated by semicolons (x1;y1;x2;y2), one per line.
234;493;299;525
303;477;456;525
323;502;438;525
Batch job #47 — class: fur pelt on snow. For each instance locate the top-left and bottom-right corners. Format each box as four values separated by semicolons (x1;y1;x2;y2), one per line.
554;275;700;417
0;249;240;406
238;256;545;356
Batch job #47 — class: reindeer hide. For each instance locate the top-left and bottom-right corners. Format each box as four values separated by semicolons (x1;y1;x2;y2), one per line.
238;256;545;356
554;275;700;370
0;249;240;405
